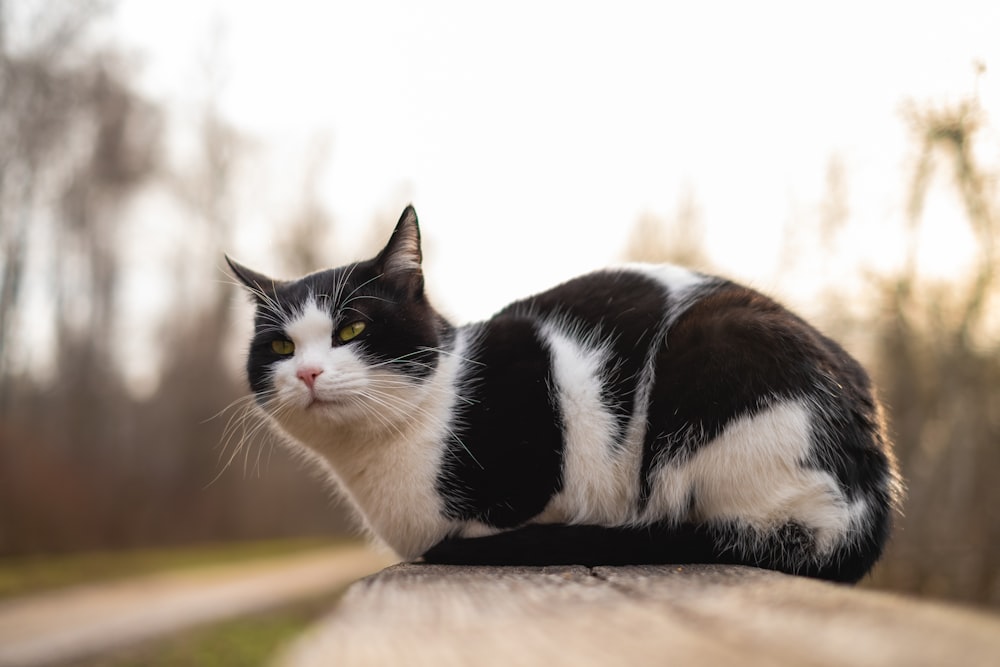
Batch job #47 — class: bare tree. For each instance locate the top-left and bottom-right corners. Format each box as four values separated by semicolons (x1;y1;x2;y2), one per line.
277;135;337;275
868;95;1000;607
0;3;97;396
0;0;162;551
0;2;350;556
619;99;1000;609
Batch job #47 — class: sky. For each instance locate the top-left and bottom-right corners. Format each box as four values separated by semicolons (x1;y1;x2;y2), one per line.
111;0;999;327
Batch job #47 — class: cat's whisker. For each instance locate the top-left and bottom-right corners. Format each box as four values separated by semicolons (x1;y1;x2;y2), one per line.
359;385;482;469
349;388;428;435
215;393;264;448
246;423;275;478
420;345;487;367
328;262;358;311
362;371;480;409
207;389;290;488
204;393;257;426
366;345;485;374
342;392;409;439
338;306;370;321
223;206;899;581
340;272;383;305
366;352;439;372
342;293;395;307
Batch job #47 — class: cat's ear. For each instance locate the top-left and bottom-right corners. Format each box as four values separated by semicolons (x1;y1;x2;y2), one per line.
226;256;283;302
375;205;424;293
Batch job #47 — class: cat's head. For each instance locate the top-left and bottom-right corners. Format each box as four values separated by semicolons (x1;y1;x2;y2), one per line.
227;206;451;434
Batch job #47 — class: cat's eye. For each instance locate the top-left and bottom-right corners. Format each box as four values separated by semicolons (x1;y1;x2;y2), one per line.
271;339;295;355
337;321;366;343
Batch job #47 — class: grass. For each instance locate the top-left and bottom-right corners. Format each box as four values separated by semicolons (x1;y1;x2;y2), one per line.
2;538;363;665
0;537;350;599
64;590;346;667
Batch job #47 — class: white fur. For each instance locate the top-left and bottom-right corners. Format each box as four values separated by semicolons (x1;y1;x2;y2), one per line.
272;302;369;412
259;268;866;563
537;265;713;529
640;398;856;554
263;301;466;558
537;324;637;525
625;262;707;295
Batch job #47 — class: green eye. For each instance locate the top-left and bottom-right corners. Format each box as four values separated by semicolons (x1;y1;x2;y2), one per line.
271;339;295;355
337;321;366;343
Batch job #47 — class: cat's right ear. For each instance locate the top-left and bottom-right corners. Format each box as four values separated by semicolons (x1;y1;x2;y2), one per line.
374;205;425;295
225;256;282;302
376;205;423;277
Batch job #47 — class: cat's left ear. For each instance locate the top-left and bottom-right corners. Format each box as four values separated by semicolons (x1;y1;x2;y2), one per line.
375;205;424;294
225;256;284;302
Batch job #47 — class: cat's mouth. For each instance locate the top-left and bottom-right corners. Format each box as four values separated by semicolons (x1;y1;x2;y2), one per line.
304;394;347;410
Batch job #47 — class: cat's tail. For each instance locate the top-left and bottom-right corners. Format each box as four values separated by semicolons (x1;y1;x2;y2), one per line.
421;518;889;584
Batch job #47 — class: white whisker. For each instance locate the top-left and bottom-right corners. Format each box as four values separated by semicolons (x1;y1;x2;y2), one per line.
359;383;482;469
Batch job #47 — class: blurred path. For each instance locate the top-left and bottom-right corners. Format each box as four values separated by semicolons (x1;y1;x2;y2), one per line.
0;544;395;667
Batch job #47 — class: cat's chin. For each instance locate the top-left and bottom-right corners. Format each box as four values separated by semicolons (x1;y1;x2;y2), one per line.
276;385;351;411
304;395;343;409
297;396;368;422
289;396;340;416
270;401;364;441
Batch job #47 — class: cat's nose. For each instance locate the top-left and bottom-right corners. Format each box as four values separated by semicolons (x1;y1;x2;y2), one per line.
296;367;323;389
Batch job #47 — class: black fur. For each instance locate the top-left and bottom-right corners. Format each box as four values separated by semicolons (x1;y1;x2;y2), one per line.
503;270;671;446
230;206;900;584
427;273;896;581
636;284;891;509
422;520;873;583
438;318;565;528
232;257;452;392
422;520;875;584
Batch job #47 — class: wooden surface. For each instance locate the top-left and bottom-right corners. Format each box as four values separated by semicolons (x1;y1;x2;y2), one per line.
278;563;1000;667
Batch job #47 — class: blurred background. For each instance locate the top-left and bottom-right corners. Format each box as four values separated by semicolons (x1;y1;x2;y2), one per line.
1;0;998;611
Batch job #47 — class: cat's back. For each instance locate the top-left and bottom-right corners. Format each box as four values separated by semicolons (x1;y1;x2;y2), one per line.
486;264;717;346
475;265;718;428
491;263;871;394
472;262;887;474
440;261;895;561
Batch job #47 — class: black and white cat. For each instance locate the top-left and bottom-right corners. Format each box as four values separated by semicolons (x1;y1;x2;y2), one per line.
228;206;902;583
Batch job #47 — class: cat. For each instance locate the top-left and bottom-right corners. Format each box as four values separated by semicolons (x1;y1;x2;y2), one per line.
227;205;902;583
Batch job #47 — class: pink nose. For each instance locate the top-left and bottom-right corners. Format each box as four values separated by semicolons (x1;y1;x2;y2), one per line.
296;367;323;389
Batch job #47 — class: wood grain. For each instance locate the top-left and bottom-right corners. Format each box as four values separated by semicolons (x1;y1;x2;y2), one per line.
278;563;1000;666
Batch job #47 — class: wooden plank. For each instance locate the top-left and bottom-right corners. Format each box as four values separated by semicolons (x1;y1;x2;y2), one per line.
277;563;1000;667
